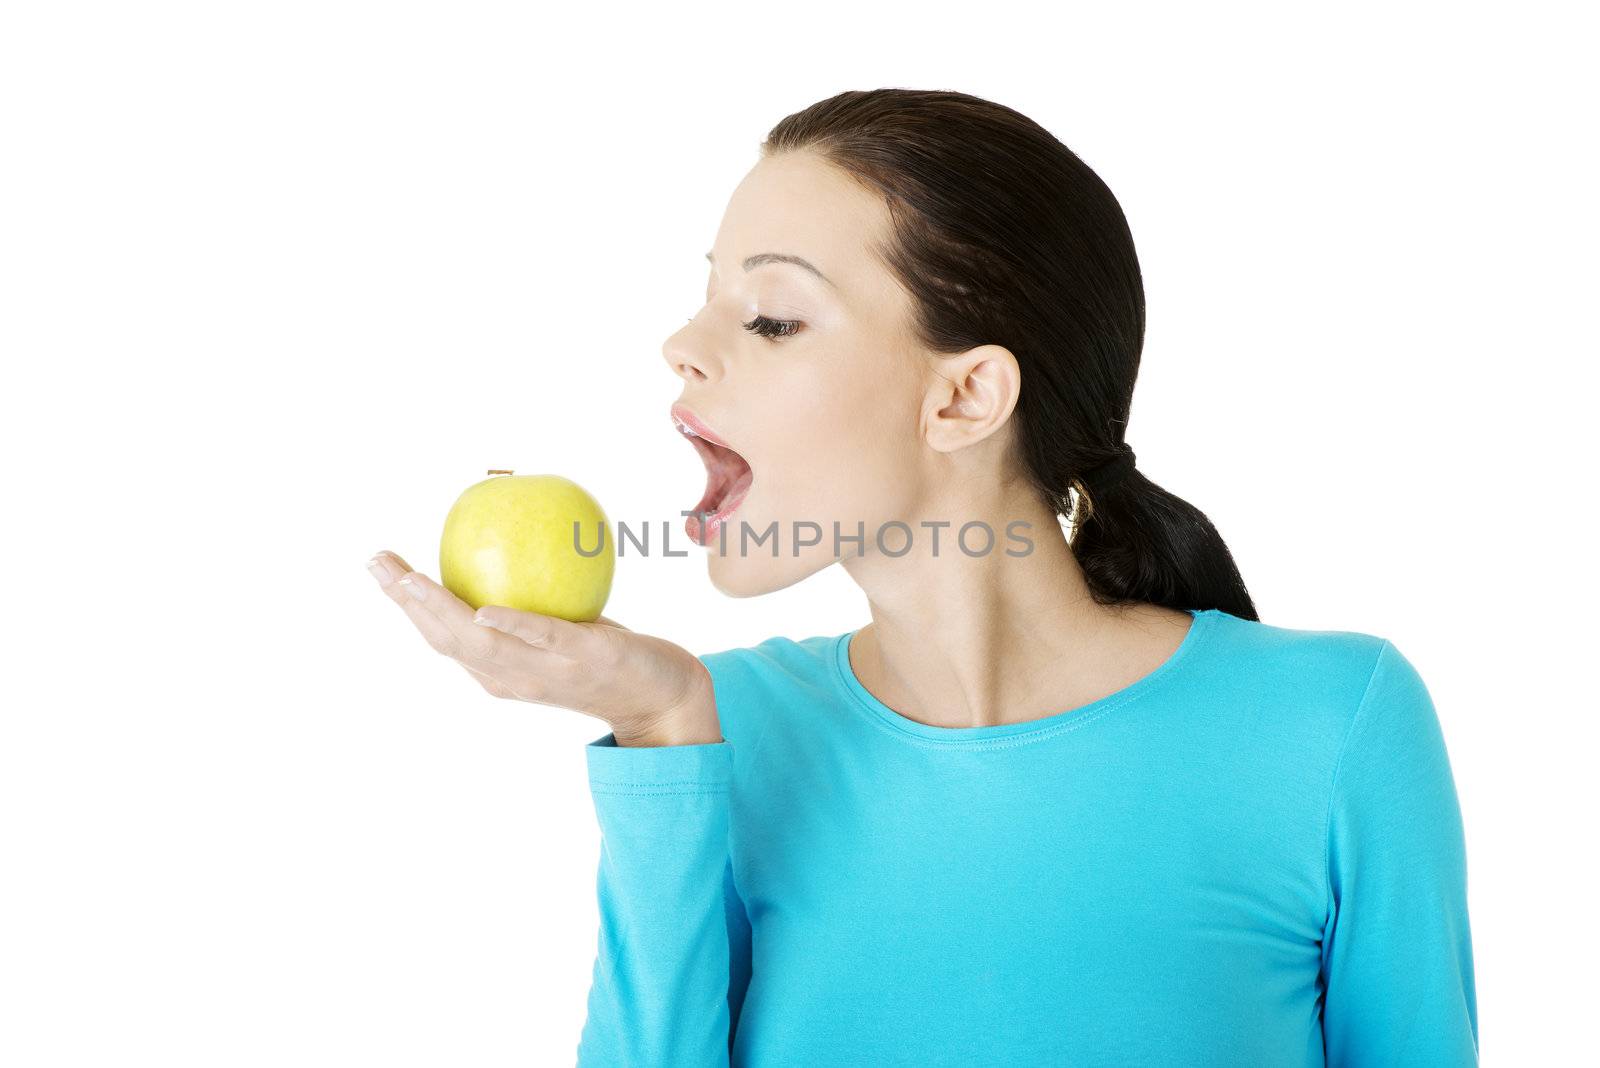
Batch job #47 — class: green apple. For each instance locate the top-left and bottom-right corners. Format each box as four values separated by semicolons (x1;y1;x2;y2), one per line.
439;471;615;621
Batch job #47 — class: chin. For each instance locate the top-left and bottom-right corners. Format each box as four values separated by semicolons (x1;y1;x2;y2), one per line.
705;546;827;598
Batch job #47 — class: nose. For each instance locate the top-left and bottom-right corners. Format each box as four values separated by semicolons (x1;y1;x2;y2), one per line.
662;317;719;383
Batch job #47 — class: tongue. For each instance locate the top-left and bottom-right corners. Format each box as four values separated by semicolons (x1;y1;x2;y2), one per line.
694;442;752;515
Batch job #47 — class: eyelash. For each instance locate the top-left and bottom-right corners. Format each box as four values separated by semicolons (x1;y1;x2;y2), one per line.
742;314;802;341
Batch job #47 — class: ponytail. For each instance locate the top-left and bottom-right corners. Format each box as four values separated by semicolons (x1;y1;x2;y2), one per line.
1069;457;1257;621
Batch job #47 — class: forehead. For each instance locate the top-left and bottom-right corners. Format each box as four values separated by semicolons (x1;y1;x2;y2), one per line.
712;151;900;305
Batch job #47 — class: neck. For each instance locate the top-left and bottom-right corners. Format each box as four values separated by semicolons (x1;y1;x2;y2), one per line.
839;482;1186;729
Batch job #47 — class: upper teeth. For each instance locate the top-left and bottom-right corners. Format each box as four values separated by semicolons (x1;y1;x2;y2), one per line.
674;415;699;437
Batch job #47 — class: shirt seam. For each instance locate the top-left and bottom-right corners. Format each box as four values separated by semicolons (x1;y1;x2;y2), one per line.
1321;638;1392;961
724;649;780;776
830;611;1216;751
588;778;728;789
589;785;729;797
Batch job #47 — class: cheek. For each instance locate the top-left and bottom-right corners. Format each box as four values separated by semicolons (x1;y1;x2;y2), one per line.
758;361;922;525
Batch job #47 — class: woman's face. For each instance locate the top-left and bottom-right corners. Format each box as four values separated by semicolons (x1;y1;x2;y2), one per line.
662;150;949;597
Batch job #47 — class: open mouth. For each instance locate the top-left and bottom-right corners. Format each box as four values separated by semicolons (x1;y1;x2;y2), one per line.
672;408;754;546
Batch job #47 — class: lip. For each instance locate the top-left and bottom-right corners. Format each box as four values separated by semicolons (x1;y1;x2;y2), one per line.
670;403;733;449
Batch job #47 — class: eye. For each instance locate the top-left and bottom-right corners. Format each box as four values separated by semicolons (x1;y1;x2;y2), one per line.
742;314;802;341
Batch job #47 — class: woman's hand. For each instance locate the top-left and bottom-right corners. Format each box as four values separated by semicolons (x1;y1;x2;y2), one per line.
366;550;720;748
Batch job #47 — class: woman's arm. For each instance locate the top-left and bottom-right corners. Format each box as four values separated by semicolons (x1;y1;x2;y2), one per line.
1321;640;1479;1066
577;730;750;1067
362;552;750;1063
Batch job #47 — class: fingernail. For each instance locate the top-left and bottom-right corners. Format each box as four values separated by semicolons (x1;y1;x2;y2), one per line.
399;576;425;601
367;558;388;583
473;615;493;627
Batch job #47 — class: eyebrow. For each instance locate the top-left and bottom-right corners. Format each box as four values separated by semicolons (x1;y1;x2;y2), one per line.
705;250;836;288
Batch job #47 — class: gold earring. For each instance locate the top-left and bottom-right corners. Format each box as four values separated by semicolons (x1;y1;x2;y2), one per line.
1068;477;1095;542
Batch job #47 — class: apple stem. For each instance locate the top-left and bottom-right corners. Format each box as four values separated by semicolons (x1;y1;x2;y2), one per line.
487;469;513;476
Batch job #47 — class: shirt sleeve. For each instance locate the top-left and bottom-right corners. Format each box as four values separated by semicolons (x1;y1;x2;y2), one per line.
575;731;751;1067
1321;640;1479;1066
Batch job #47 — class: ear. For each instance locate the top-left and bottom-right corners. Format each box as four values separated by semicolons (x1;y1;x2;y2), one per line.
923;344;1021;454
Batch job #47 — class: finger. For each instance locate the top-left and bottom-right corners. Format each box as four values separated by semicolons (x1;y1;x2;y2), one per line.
473;604;614;661
371;552;624;636
380;550;416;573
369;552;424;609
388;569;507;665
369;549;415;574
383;578;471;659
367;550;403;589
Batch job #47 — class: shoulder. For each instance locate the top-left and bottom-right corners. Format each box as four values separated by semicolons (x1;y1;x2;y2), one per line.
696;631;850;748
1179;612;1456;844
697;631;845;696
1192;609;1421;749
1200;608;1397;693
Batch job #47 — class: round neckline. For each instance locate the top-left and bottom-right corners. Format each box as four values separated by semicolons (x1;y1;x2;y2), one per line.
832;607;1218;747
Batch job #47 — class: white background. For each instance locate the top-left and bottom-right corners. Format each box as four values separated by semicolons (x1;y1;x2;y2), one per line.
3;1;1594;1063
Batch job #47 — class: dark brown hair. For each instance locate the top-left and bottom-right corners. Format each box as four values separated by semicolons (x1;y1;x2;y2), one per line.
763;88;1258;620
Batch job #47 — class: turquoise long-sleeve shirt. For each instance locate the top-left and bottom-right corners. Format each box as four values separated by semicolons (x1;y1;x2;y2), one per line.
576;607;1478;1066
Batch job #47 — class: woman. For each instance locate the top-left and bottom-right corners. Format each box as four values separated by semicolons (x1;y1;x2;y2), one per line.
367;88;1477;1066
